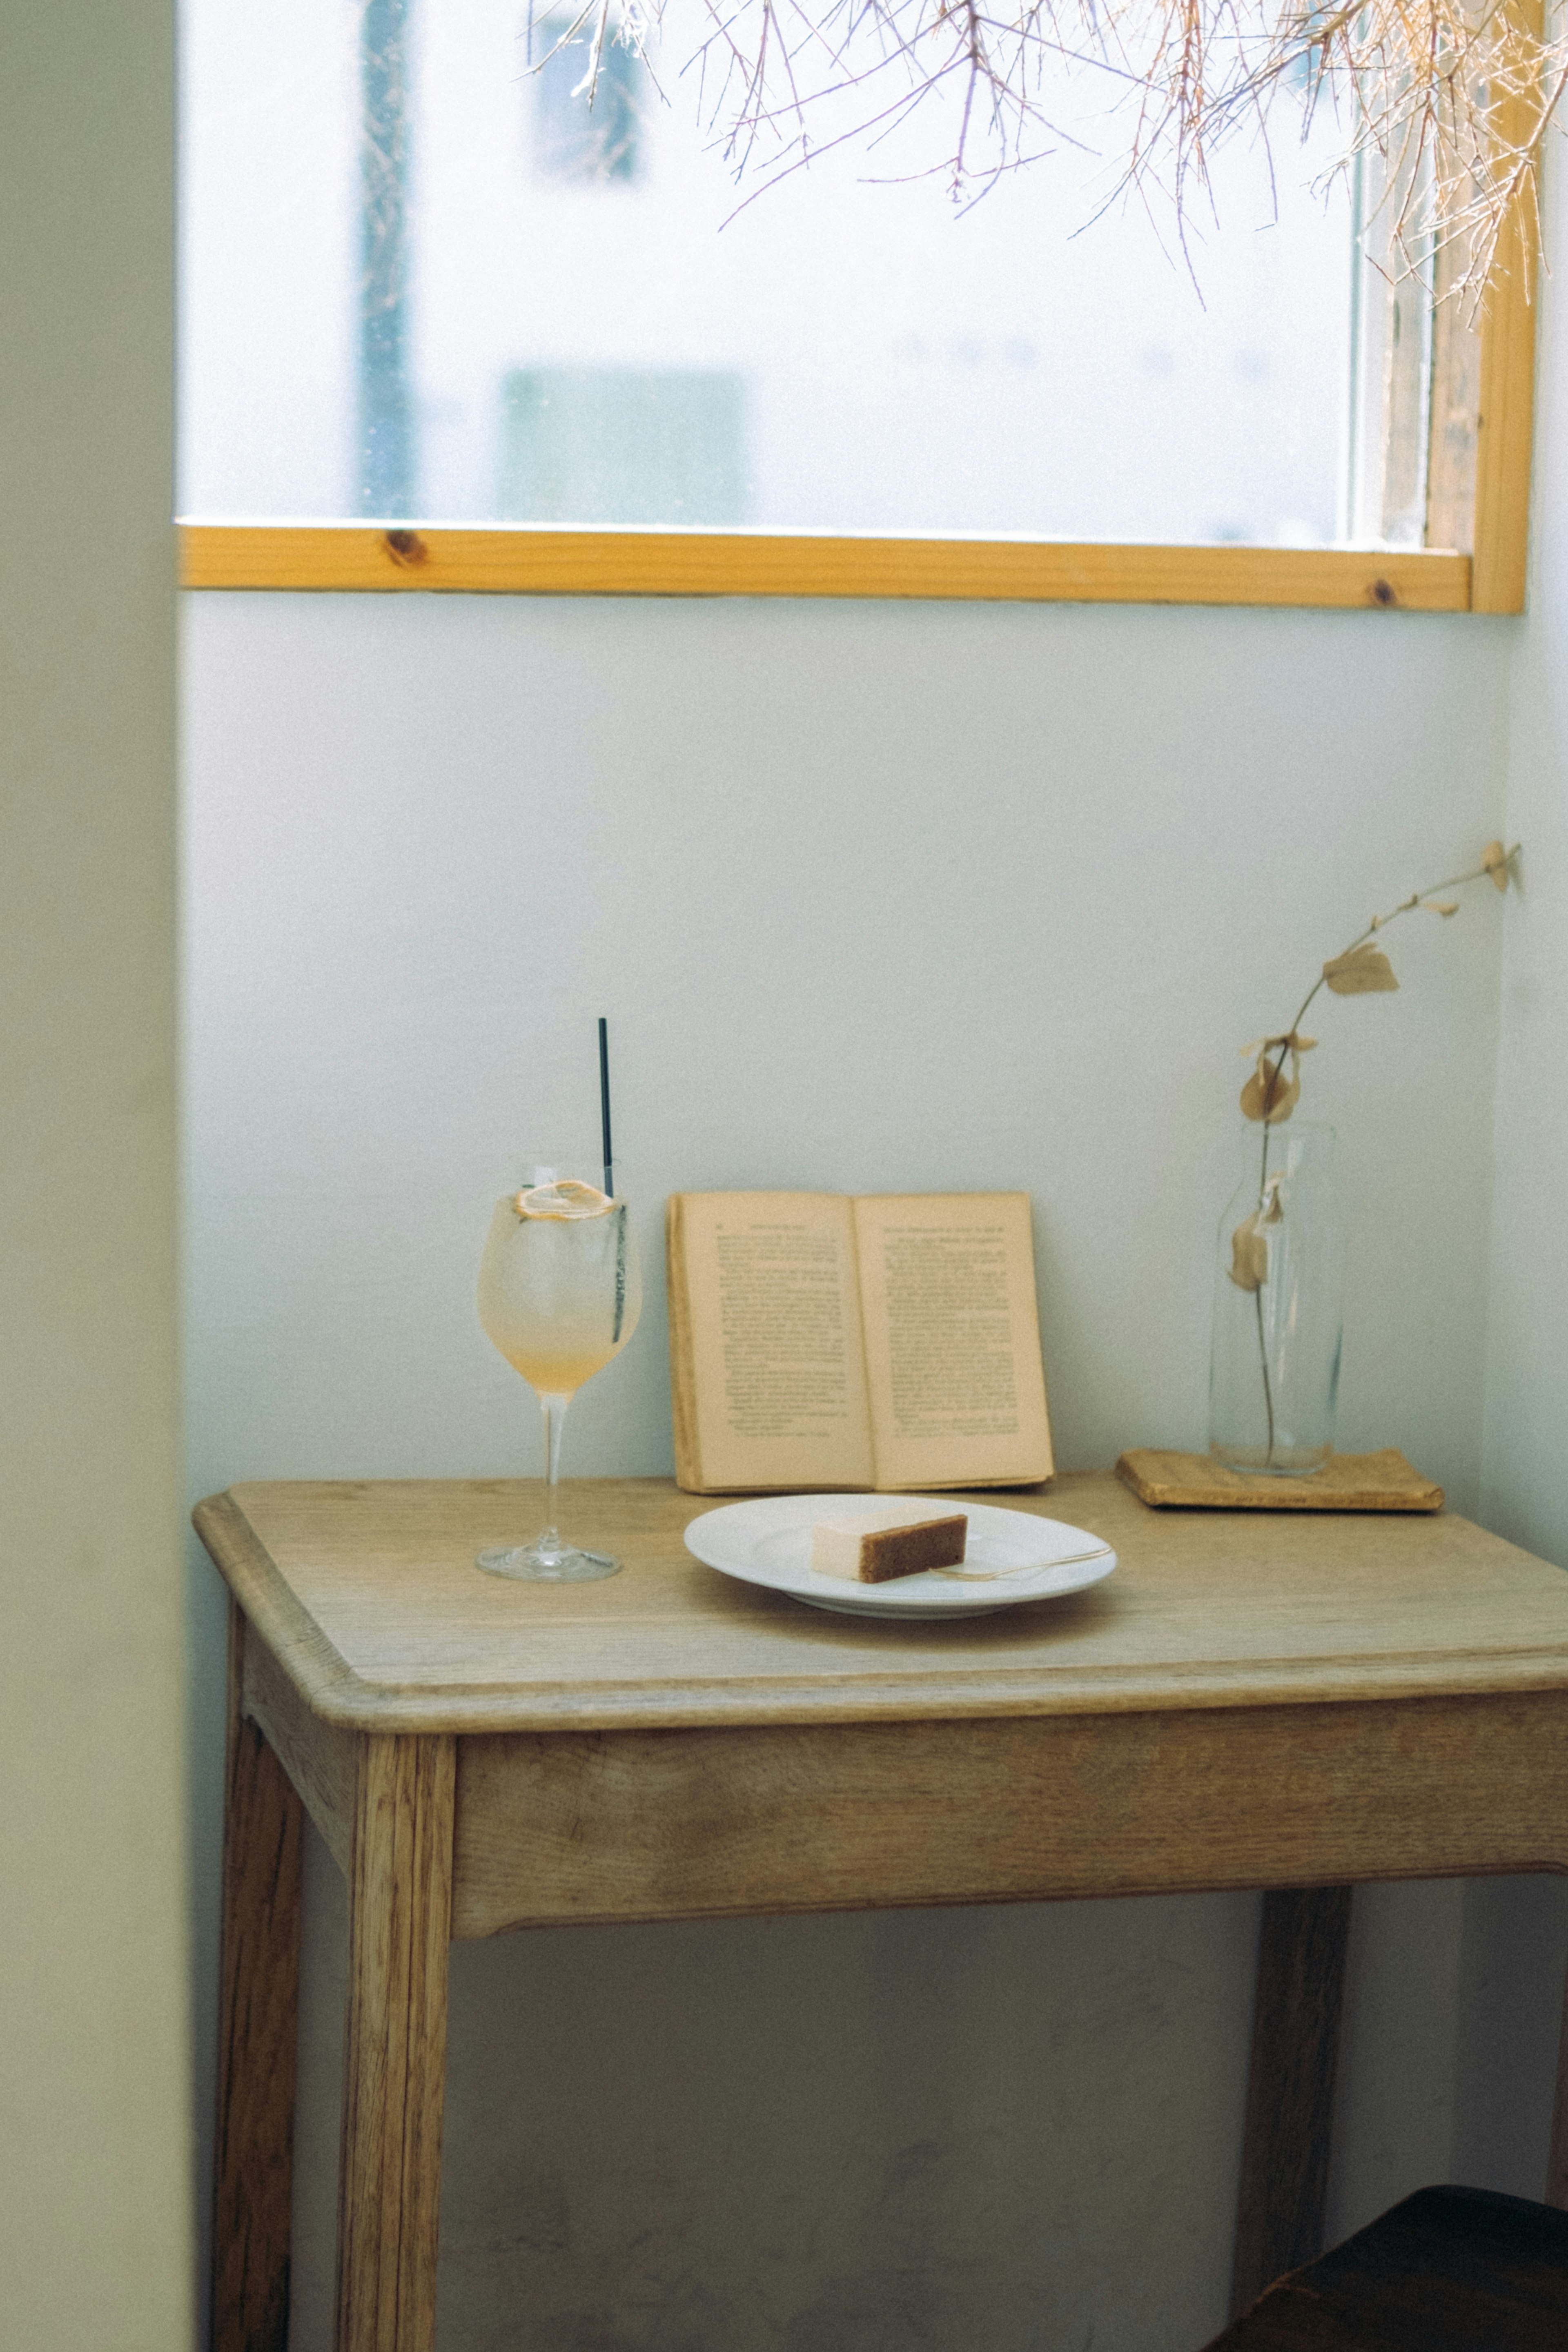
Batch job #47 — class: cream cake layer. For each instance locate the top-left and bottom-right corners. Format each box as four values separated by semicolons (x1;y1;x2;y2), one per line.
810;1508;969;1583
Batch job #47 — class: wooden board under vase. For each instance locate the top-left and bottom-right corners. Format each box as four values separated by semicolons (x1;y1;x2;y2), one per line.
1116;1448;1444;1513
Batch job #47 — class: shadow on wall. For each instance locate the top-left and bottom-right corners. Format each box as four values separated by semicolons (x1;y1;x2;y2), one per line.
287;1824;1260;2351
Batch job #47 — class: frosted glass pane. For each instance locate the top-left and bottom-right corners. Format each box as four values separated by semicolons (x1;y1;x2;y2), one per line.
178;0;1354;543
499;368;747;523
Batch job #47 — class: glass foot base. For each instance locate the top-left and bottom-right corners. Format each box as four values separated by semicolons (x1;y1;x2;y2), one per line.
1209;1446;1330;1477
476;1543;621;1582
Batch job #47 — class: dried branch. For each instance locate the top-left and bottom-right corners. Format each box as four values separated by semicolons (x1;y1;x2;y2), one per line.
1226;838;1516;1466
1240;839;1518;1123
537;0;1563;300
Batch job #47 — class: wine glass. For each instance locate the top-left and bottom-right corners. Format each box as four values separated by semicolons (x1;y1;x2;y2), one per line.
476;1169;643;1579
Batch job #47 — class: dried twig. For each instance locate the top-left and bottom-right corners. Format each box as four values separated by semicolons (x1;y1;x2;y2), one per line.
1227;837;1516;1467
535;0;1564;299
1238;837;1516;1127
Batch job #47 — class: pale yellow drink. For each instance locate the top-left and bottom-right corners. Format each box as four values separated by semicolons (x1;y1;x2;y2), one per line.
477;1187;641;1397
475;1178;643;1583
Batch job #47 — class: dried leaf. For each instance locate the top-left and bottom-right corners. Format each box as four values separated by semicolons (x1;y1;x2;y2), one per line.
1238;1029;1314;1065
1425;900;1460;916
1482;840;1512;893
1323;944;1399;995
1228;1214;1270;1292
1240;1050;1300;1123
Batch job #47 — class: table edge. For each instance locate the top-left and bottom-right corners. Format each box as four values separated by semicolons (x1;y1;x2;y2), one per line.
193;1483;1568;1735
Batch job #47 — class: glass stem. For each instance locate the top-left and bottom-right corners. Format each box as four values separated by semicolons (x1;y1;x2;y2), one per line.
538;1390;571;1551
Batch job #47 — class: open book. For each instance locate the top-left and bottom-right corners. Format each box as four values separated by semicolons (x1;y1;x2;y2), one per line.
666;1191;1054;1494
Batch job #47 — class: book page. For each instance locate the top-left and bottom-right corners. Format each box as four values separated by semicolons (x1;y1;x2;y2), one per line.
670;1192;875;1491
852;1193;1054;1490
665;1195;702;1490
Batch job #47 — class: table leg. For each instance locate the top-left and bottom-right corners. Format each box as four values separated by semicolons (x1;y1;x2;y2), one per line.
1228;1885;1354;2319
335;1733;457;2352
212;1600;305;2352
1546;1941;1568;2207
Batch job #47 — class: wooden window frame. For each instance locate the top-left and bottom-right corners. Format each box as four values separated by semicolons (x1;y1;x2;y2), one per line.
179;75;1537;618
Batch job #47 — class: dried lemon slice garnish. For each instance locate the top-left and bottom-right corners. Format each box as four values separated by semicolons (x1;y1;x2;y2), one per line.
514;1178;614;1220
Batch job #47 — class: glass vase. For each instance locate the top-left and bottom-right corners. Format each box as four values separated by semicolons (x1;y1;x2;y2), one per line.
1209;1120;1345;1475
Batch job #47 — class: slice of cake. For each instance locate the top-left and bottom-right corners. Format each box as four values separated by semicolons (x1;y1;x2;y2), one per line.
810;1507;968;1583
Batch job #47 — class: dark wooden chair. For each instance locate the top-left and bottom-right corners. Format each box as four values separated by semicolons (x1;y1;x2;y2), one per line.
1216;1884;1568;2348
1203;2184;1568;2350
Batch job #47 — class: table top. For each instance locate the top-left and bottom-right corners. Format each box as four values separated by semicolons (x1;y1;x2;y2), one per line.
192;1473;1568;1736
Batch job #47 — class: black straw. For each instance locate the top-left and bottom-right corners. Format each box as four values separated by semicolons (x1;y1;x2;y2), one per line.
597;1017;614;1200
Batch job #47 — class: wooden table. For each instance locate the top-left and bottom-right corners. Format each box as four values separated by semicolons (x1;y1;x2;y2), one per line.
198;1472;1568;2352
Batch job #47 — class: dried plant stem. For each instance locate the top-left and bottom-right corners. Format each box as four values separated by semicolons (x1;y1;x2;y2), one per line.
1256;856;1504;1111
1253;1261;1277;1461
1245;849;1508;1466
551;0;1565;303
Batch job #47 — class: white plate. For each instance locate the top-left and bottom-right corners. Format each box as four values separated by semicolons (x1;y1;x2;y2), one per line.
684;1493;1117;1619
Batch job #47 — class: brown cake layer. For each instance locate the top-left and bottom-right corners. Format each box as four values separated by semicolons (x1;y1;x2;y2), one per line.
856;1514;968;1582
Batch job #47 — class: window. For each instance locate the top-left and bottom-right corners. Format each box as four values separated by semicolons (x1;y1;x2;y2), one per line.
177;0;1537;610
499;368;747;524
532;24;642;184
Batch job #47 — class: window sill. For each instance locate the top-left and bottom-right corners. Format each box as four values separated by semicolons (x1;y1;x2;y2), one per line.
179;525;1481;612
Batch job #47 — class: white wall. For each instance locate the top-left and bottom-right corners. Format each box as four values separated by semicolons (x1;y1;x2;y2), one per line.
1485;173;1568;1573
1470;129;1568;2212
1;6;189;2348
183;580;1555;2350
